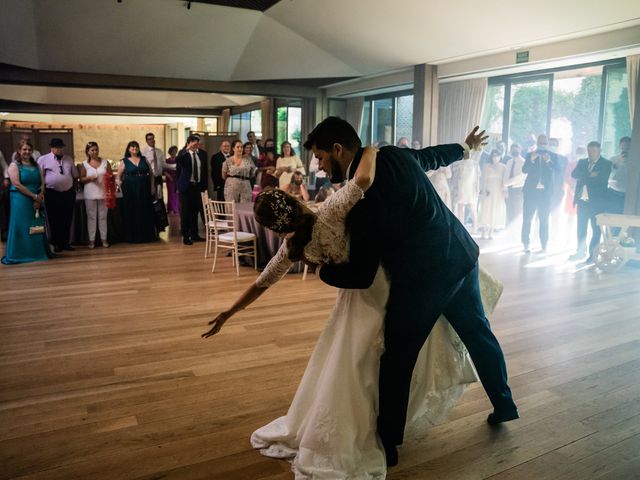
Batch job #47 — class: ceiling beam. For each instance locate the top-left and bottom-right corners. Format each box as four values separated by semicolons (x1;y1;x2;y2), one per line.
0;63;321;99
0;100;223;117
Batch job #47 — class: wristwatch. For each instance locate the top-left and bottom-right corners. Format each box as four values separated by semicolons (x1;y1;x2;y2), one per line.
32;193;38;200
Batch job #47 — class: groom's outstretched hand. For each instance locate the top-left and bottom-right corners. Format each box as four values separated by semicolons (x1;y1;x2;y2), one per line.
465;126;489;151
202;311;232;338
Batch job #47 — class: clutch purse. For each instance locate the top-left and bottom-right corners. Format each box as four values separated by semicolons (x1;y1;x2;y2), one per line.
29;209;45;235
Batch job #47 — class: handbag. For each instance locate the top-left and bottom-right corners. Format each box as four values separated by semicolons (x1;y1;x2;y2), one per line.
29;209;45;235
152;199;169;232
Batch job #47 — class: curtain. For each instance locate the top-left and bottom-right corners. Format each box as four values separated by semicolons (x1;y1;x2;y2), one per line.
301;97;317;167
437;78;487;144
261;99;274;140
220;108;231;133
346;97;365;136
627;55;639;124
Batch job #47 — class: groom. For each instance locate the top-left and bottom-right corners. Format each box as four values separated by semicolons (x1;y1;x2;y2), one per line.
304;117;518;466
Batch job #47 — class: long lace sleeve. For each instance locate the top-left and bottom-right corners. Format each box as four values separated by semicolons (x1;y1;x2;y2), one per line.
321;179;364;225
255;241;293;288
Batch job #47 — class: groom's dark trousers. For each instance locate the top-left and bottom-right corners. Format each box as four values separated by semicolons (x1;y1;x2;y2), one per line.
320;144;516;447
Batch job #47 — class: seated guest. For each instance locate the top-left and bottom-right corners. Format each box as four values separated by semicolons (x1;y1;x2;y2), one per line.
2;140;48;265
164;146;180;214
38;138;78;253
222;140;255;203
275;141;305;189
309;153;330;192
116;141;157;243
314;184;335;203
412;139;422;149
284;171;309;202
78;142;112;248
257;146;279;190
607;136;630;214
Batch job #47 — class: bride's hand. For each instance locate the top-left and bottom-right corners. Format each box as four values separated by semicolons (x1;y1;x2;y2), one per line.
202;311;232;338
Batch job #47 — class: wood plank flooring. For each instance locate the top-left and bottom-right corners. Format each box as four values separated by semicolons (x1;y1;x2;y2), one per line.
1;224;639;479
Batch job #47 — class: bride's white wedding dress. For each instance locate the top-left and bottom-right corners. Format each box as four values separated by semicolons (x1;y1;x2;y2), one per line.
251;180;503;479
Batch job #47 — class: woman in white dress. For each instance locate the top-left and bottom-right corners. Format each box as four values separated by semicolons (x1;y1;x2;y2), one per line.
478;149;507;239
275;141;305;189
451;151;481;232
426;166;452;210
202;147;502;479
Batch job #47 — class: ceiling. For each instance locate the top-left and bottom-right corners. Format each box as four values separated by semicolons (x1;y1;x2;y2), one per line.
0;0;639;114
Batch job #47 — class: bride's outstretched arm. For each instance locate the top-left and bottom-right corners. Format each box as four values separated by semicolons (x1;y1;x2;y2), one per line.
202;283;268;338
353;146;377;191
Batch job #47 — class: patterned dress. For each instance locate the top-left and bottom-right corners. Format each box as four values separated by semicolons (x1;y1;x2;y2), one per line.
222;156;256;203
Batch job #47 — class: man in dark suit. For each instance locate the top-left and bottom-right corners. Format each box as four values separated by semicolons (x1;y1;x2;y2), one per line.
304;117;517;467
210;140;230;201
521;134;559;253
570;141;611;263
176;135;208;245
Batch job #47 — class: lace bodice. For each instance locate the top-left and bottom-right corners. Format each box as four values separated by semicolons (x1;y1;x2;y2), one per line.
255;180;364;288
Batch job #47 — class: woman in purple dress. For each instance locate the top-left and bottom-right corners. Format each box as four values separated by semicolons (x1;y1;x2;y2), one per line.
163;146;179;214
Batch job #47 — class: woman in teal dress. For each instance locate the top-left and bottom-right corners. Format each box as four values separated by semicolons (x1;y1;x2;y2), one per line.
116;141;157;243
2;141;49;265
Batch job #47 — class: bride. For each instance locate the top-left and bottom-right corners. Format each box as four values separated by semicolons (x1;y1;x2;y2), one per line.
202;147;502;479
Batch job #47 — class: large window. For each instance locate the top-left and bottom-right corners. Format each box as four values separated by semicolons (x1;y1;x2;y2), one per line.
230;109;261;140
482;59;631;159
360;91;414;146
276;104;302;154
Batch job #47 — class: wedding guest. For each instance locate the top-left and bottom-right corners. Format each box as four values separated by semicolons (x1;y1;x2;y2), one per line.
257;146;279;190
222;140;256;203
426;166;452;210
309;153;330;193
176;135;208;245
78;142;111;248
504;143;526;223
411;139;422;149
142;132;165;200
38;138;78;253
451;151;480;232
116;141;157;243
521;135;557;253
2;141;48;265
276;141;305;189
396;137;410;148
478;150;507;239
210;140;230;200
11;133;41;161
570;141;611;263
607;136;630;214
164;146;180;214
0;149;9;241
314;184;335;203
284;171;309;202
247;131;261;159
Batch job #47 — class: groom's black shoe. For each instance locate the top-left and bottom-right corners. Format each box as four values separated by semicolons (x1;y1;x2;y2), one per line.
487;408;519;426
382;442;399;467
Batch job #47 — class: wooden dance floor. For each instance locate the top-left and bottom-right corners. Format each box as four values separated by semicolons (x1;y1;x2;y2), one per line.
1;231;640;479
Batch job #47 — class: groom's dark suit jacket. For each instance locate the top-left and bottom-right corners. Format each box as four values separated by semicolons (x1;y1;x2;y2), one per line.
319;144;479;293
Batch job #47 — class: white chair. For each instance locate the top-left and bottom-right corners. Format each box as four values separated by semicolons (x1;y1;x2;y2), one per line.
201;192;231;259
210;200;257;276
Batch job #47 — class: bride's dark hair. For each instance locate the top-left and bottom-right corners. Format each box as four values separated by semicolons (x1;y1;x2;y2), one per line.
254;188;316;262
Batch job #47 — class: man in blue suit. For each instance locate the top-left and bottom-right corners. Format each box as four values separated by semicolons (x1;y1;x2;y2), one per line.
176;135;208;245
305;117;518;466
